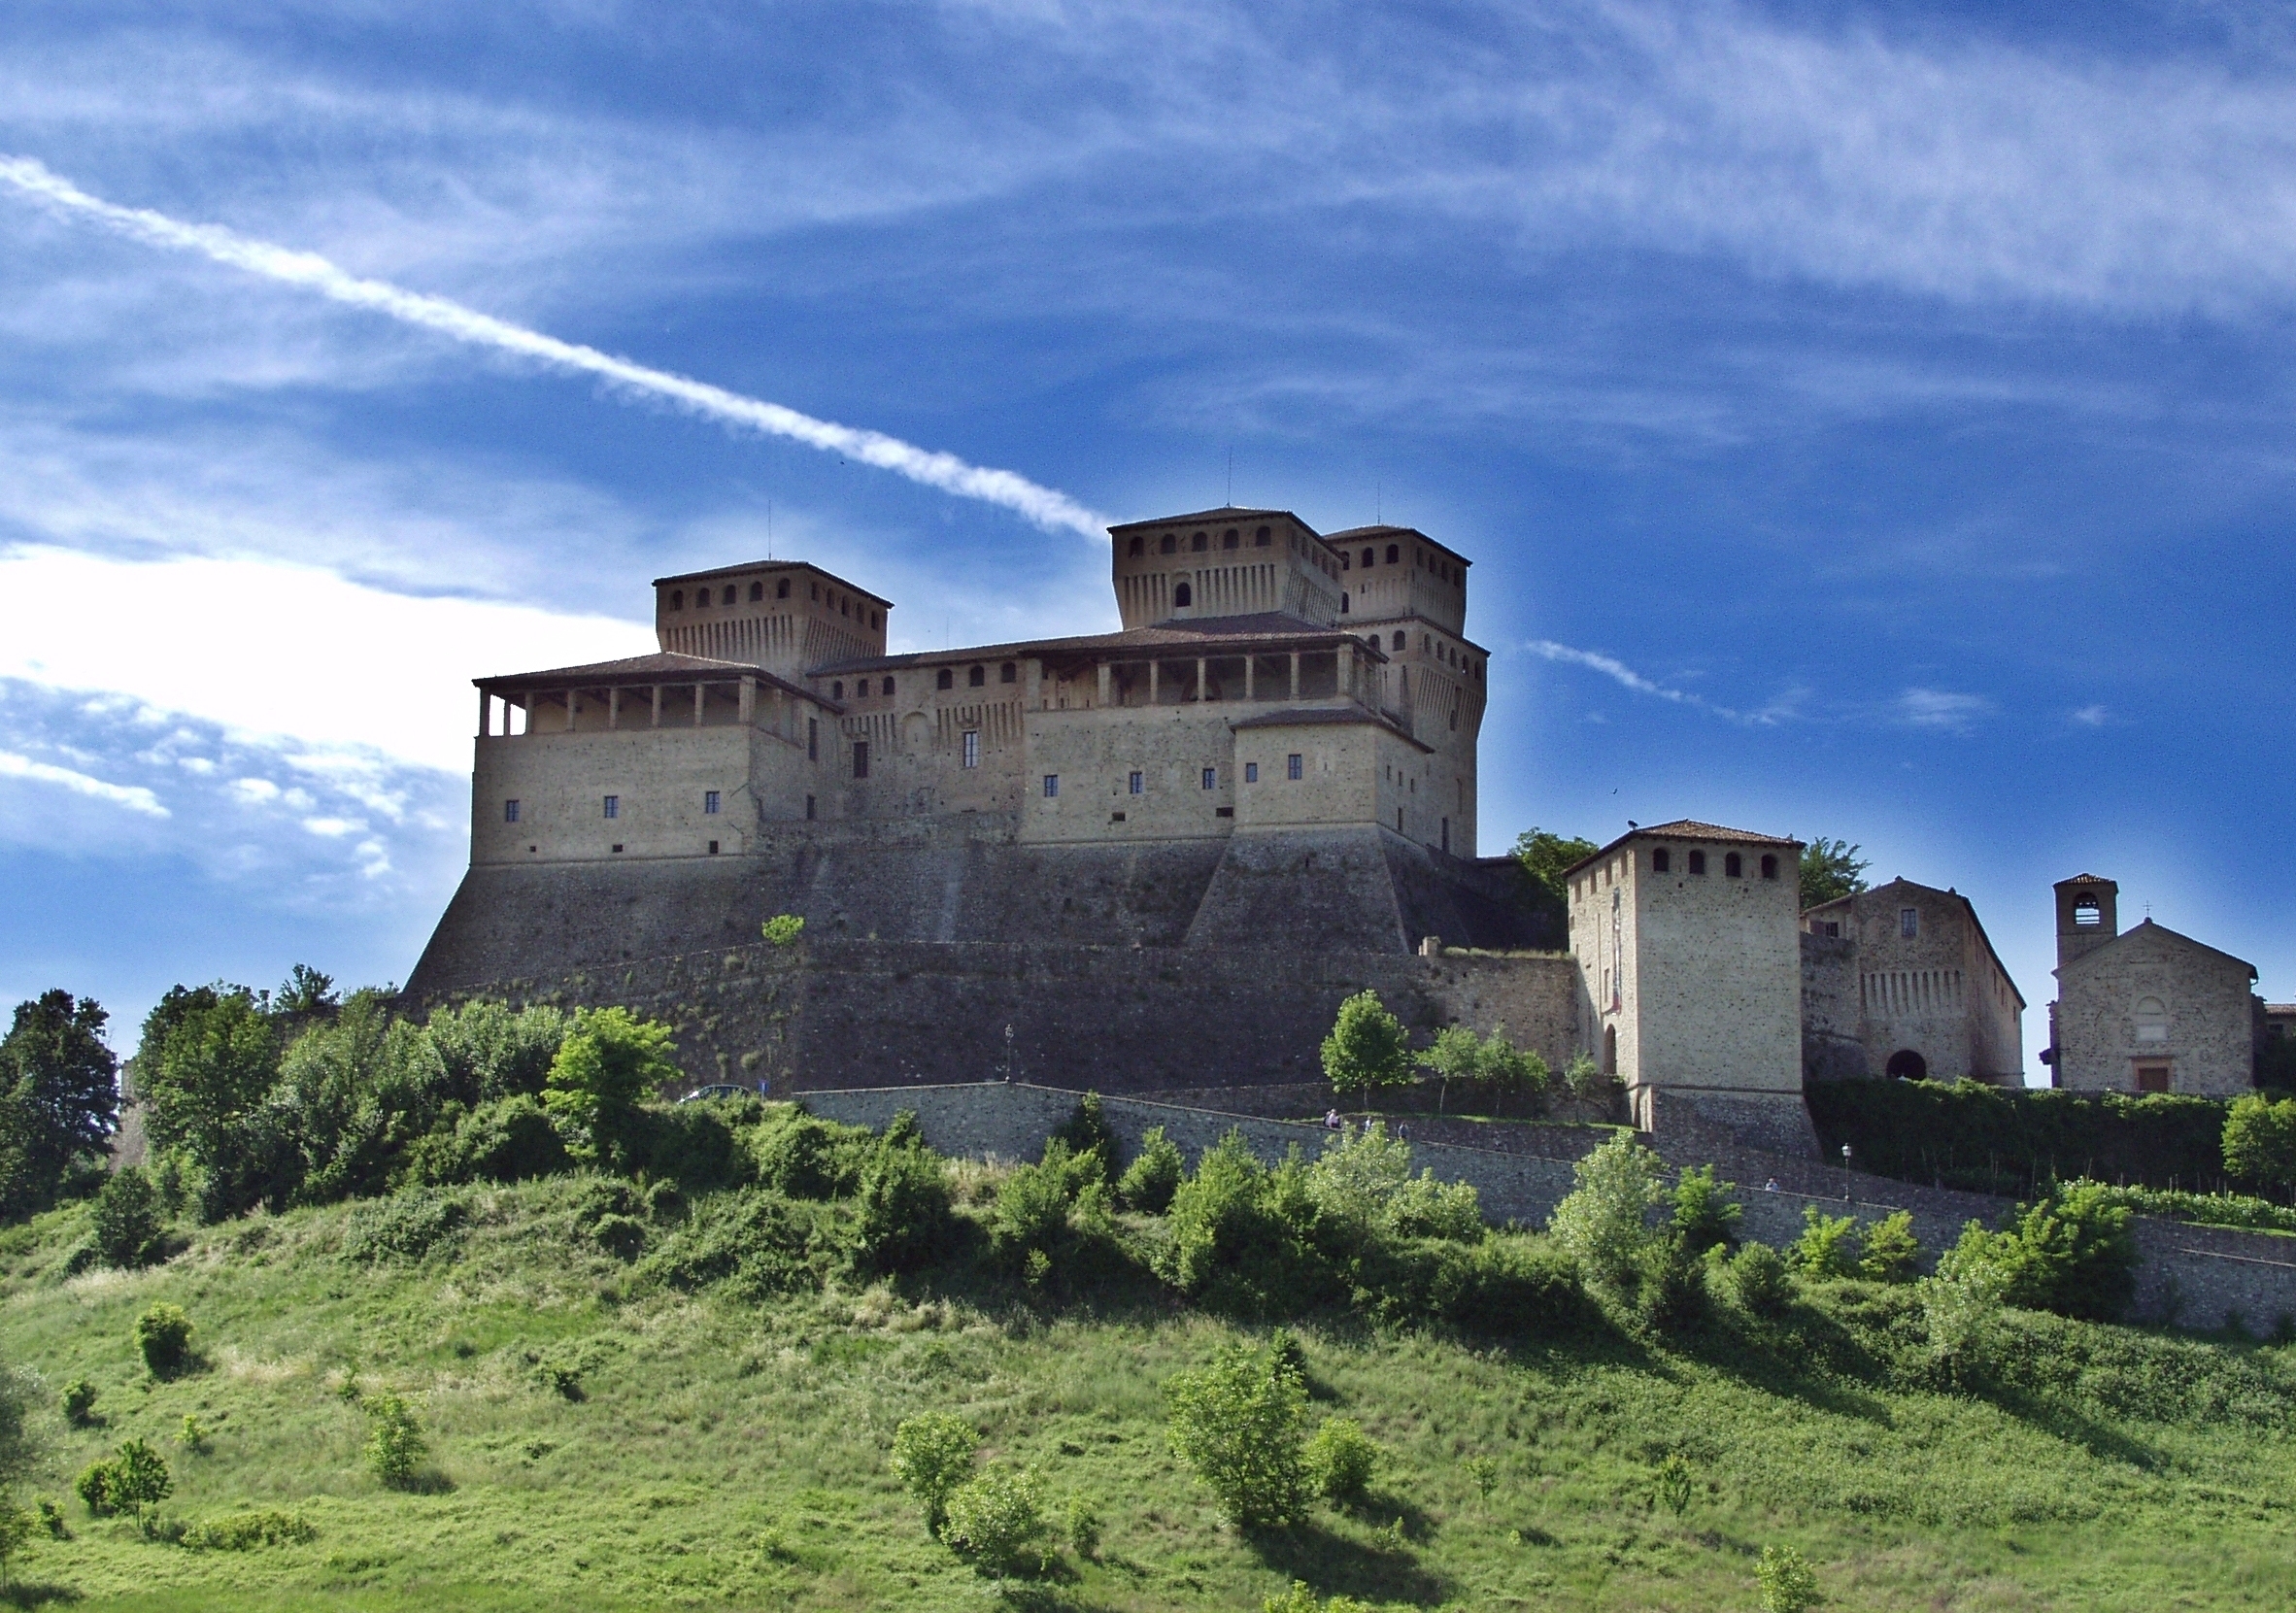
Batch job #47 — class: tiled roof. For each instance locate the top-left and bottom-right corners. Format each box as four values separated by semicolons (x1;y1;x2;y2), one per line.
650;559;892;606
1324;523;1471;566
809;614;1382;675
473;653;827;708
1106;506;1300;531
1565;819;1803;877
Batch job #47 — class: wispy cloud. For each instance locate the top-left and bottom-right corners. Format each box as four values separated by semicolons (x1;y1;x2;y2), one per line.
1897;688;1993;733
0;748;166;816
0;155;1108;541
1523;639;1780;725
2071;703;2110;726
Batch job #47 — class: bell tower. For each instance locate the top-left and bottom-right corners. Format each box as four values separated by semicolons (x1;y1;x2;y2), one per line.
2053;874;2118;971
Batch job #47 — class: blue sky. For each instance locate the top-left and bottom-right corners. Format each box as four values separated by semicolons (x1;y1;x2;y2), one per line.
1;0;2290;1072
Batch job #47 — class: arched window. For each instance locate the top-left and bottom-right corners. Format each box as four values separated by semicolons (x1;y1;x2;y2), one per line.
1688;851;1706;875
2134;996;2169;1043
1760;855;1778;880
1652;849;1671;873
1362;547;1375;567
1339;594;1349;613
1160;533;1176;554
1129;535;1144;557
870;611;881;629
723;586;736;605
1386;543;1400;563
1391;630;1405;651
1223;528;1238;549
749;581;763;601
1174;582;1193;607
776;579;790;599
1602;1025;1617;1076
1885;1049;1928;1081
968;665;986;687
1724;852;1742;878
1192;531;1207;552
830;681;843;699
2074;894;2102;926
881;678;895;697
936;668;954;690
669;589;684;610
1255;525;1270;546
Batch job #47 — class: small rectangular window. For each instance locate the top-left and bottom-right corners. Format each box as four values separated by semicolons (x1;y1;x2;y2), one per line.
504;799;520;823
1129;770;1143;794
2135;1063;2171;1093
1201;767;1217;790
805;793;816;821
707;840;720;855
1043;774;1059;798
962;731;980;769
611;842;623;853
1287;754;1302;780
1651;848;1669;873
807;718;818;761
602;795;619;820
704;790;721;815
1244;762;1258;783
854;742;870;780
1901;908;1918;938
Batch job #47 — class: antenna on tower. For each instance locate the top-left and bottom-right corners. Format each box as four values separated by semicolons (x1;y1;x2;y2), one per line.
1226;447;1233;507
1376;479;1382;524
766;499;773;560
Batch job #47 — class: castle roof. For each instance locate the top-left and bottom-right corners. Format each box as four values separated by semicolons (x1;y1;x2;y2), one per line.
2054;918;2257;983
2055;872;2116;888
471;651;831;709
1324;523;1472;568
1231;705;1432;752
1562;820;1803;879
808;613;1388;675
1107;506;1306;532
1804;876;2025;1009
651;558;894;608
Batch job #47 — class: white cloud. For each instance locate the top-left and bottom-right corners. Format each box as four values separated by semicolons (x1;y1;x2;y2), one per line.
0;545;653;774
1524;638;1777;725
301;817;364;838
1897;688;1993;733
229;778;281;804
0;748;167;816
2071;703;2110;726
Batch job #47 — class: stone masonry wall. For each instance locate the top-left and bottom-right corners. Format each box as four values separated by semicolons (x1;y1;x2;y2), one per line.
794;1081;2296;1335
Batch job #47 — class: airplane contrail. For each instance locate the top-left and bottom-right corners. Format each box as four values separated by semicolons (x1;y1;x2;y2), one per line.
0;154;1110;542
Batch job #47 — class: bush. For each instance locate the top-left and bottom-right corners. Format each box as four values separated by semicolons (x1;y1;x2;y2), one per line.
1161;1132;1320;1308
761;914;805;948
89;1167;168;1268
177;1414;208;1452
542;1006;679;1171
1304;1416;1379;1503
852;1129;956;1275
993;1140;1086;1266
1858;1210;1923;1282
136;1303;194;1379
1117;1126;1184;1214
2222;1092;2296;1198
77;1437;170;1518
1050;1092;1118;1183
60;1379;98;1427
1654;1452;1694;1517
181;1508;317;1550
1920;1256;2004;1381
1548;1133;1665;1290
1633;1236;1708;1334
1320;991;1412;1101
639;1188;836;1299
748;1112;872;1199
1941;1184;2137;1322
1670;1165;1739;1258
339;1189;469;1263
363;1391;427;1486
1266;1583;1374;1613
940;1466;1050;1575
408;1093;569;1186
890;1412;979;1534
1723;1242;1793;1317
1757;1543;1821;1613
1165;1338;1310;1528
0;1498;32;1579
1787;1206;1861;1279
1064;1495;1101;1559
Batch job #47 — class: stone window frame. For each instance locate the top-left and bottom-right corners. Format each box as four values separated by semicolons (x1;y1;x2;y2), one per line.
704;790;721;815
504;799;521;823
853;742;870;780
602;795;620;820
1043;774;1060;798
962;730;981;769
1287;753;1303;780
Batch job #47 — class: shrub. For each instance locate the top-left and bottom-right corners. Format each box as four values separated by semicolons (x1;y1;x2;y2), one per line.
2222;1092;2296;1198
0;1498;31;1582
136;1303;194;1380
36;1498;69;1539
542;1006;679;1170
181;1508;318;1550
363;1391;427;1486
408;1093;569;1186
748;1112;872;1199
1050;1092;1118;1183
1942;1183;2138;1321
993;1140;1085;1265
339;1189;469;1263
1304;1416;1379;1503
60;1379;98;1427
1787;1206;1860;1279
1320;991;1412;1101
1561;1052;1608;1100
1265;1583;1375;1613
177;1414;208;1452
1722;1242;1793;1317
1654;1452;1694;1517
1757;1543;1821;1613
760;913;805;948
1548;1133;1665;1290
1165;1338;1310;1528
89;1167;168;1268
639;1188;834;1299
1117;1126;1184;1214
1858;1210;1923;1282
890;1412;978;1534
77;1437;170;1518
852;1129;956;1275
1064;1495;1101;1559
1670;1165;1739;1257
1633;1236;1708;1334
940;1466;1050;1575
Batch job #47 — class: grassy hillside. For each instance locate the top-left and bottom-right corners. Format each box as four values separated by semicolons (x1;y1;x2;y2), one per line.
4;1159;2296;1611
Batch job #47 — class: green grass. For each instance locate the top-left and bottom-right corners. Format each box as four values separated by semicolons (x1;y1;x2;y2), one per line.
4;1175;2295;1611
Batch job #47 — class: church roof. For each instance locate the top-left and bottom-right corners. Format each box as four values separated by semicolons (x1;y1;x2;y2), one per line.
809;613;1386;675
471;652;829;708
2055;918;2257;982
1562;820;1803;879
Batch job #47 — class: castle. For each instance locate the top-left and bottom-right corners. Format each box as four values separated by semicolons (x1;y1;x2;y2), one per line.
405;503;2277;1150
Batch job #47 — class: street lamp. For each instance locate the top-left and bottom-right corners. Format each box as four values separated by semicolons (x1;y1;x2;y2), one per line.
1840;1143;1853;1200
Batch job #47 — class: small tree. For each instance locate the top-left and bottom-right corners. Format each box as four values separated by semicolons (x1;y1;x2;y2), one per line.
59;1379;98;1428
1304;1417;1379;1504
1165;1339;1310;1528
1670;1165;1740;1258
0;990;120;1219
79;1437;170;1524
891;1412;979;1535
760;914;805;948
1799;838;1870;910
940;1466;1050;1575
1116;1126;1184;1214
363;1391;427;1486
1321;991;1412;1103
1787;1207;1861;1279
1560;1052;1608;1101
2223;1092;2296;1199
1858;1210;1923;1283
542;1007;679;1170
1757;1543;1821;1613
136;1303;194;1380
1548;1133;1664;1290
1416;1025;1483;1115
90;1167;167;1269
1480;1029;1549;1117
1654;1452;1694;1518
1722;1242;1792;1316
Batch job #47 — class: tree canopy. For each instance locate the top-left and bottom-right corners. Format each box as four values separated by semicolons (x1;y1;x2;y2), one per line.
1799;837;1871;910
0;991;120;1218
1511;827;1599;942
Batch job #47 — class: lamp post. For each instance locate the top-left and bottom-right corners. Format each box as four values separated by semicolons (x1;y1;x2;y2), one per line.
1840;1143;1853;1201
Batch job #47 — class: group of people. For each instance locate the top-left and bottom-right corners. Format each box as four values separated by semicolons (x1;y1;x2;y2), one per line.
1323;1108;1407;1141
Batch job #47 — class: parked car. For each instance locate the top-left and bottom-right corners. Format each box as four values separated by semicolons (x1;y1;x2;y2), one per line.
679;1083;756;1103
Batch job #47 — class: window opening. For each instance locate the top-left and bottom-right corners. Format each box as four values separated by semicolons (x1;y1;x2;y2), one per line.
1160;533;1175;554
853;742;869;779
807;718;817;760
937;668;954;689
504;799;521;823
1287;753;1303;780
708;840;719;855
1043;774;1059;798
1901;908;1918;938
2074;895;2102;925
749;581;763;601
1688;850;1706;875
1652;848;1670;873
723;586;736;605
1223;528;1238;549
1000;662;1017;684
2134;996;2168;1043
962;731;980;769
882;678;895;696
1886;1049;1927;1080
2135;1063;2171;1093
1129;535;1144;556
1244;761;1258;783
1201;767;1216;790
805;793;816;820
602;795;619;819
1255;525;1271;546
669;589;684;610
1724;852;1741;877
1761;855;1778;880
1174;582;1193;607
968;665;986;687
1192;531;1207;552
1129;770;1143;794
776;579;790;599
704;790;721;815
831;681;843;700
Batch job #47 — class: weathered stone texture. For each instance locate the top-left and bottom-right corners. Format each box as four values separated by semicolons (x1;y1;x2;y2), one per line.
1802;879;2025;1085
2054;921;2257;1095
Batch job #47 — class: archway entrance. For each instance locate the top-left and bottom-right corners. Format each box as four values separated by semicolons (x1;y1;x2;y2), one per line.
1885;1049;1928;1081
1602;1025;1617;1077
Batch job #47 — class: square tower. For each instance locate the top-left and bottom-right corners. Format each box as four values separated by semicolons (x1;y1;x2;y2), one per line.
654;561;892;683
1107;508;1340;628
2053;874;2118;971
1567;822;1805;1132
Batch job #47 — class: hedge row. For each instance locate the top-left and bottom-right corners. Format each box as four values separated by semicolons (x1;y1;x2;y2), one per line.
1806;1079;2231;1197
